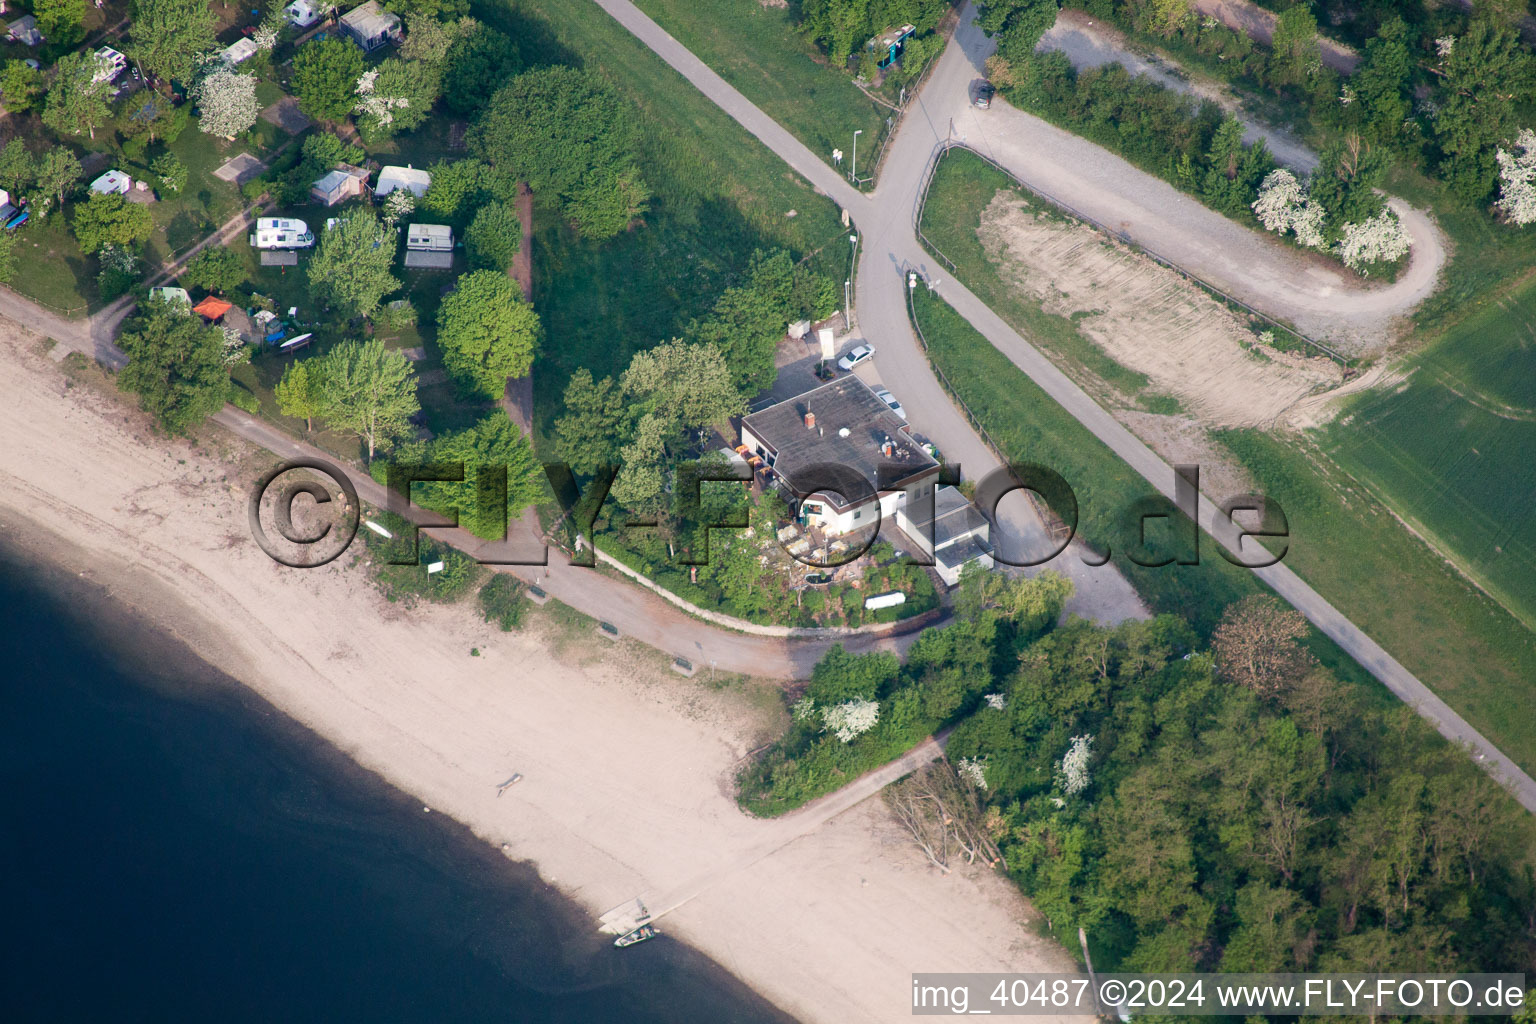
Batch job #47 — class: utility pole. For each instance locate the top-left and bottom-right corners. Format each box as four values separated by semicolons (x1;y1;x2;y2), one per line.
851;129;863;183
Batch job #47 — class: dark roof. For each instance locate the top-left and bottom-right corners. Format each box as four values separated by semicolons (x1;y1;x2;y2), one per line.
740;376;937;504
935;533;992;570
909;485;989;548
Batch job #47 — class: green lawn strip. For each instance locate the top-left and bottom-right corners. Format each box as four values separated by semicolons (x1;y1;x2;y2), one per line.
627;0;888;171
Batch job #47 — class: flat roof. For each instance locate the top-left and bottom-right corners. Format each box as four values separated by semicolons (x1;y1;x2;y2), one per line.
907;485;989;548
741;376;937;504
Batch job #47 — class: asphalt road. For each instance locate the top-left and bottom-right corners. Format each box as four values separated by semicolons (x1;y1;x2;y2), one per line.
593;0;1536;812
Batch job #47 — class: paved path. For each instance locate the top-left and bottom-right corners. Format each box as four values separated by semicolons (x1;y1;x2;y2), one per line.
593;0;1536;813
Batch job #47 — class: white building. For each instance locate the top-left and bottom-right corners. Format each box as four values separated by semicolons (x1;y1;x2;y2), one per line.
92;46;127;84
895;485;994;587
739;376;939;537
374;164;431;199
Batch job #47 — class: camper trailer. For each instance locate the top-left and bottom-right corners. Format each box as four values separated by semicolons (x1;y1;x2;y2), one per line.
406;224;453;251
93;46;128;83
249;218;315;250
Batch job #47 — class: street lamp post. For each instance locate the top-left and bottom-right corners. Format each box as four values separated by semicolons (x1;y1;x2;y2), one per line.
851;129;863;183
845;233;859;327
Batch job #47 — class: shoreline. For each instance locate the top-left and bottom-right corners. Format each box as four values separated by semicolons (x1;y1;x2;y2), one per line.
0;322;1082;1022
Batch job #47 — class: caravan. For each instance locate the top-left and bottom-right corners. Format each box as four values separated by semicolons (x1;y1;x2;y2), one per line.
249;218;315;250
406;224;453;252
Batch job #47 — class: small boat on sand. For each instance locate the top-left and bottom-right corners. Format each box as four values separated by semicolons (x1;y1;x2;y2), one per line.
614;924;657;948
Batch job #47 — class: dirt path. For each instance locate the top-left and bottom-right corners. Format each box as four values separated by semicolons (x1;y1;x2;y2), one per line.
1192;0;1360;74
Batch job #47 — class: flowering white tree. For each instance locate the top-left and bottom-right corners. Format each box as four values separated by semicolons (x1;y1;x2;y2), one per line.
1252;169;1327;248
1495;128;1536;226
791;695;816;721
823;697;879;743
354;68;411;129
253;24;278;52
1337;211;1412;272
983;693;1007;711
1435;35;1455;61
1057;734;1094;796
382;189;415;229
220;325;249;366
957;756;988;790
196;68;259;139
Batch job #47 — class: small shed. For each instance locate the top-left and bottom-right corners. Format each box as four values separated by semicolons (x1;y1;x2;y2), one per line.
338;1;402;52
222;38;258;65
310;164;370;207
374;164;431;199
7;15;41;46
192;296;234;321
89;170;133;195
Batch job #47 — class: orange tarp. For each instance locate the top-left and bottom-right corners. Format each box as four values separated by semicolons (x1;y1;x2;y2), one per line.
192;296;233;320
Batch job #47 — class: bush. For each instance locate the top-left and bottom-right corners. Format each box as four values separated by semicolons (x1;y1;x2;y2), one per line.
478;574;527;630
226;379;260;413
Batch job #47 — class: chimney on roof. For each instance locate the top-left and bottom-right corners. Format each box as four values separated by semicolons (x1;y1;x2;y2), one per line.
804;410;816;430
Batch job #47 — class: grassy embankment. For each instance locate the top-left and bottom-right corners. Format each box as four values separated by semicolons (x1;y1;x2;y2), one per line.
917;147;1536;776
629;0;890;171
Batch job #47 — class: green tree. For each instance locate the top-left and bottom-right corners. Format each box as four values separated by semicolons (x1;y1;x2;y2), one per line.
36;0;87;47
383;0;469;18
1269;3;1320;87
470;66;648;239
116;297;231;434
609;411;669;518
1434;18;1536;202
0;140;35;196
435;270;540;398
620;338;745;441
42;51;113;141
1309;133;1388;230
152;152;188;195
354;57;440;141
292;37;365;123
419;158;514;220
0;60;45;114
307;208;400;320
392;414;545;539
180;245;244;294
275;359;324;431
808;645;900;705
314;337;419;460
1349;18;1412;146
118;91;186;146
442;23;521;113
34;149;83;214
129;0;217;83
464;200;521;271
689;248;836;393
1141;0;1190;38
71;192;154;254
1201;117;1273;215
555;368;627;476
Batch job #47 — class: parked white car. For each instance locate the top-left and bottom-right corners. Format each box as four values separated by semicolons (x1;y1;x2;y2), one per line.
874;387;906;421
837;344;875;372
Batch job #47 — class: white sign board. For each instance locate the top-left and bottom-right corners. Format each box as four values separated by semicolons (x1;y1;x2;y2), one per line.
818;327;835;361
426;561;445;575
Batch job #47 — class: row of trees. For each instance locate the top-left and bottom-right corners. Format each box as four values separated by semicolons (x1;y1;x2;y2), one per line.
751;570;1536;974
1032;0;1536;212
799;0;951;64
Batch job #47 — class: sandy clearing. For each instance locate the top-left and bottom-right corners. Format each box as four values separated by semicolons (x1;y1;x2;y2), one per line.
0;323;1083;1022
976;191;1344;427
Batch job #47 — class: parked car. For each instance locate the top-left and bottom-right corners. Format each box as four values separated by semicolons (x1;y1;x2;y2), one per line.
837;344;875;371
874;387;906;421
973;81;995;109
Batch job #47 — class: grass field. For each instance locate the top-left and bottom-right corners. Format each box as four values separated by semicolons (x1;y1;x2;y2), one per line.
919;147;1536;775
1323;282;1536;631
627;0;889;173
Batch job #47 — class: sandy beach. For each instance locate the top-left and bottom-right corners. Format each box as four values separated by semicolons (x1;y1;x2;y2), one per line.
0;321;1080;1023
